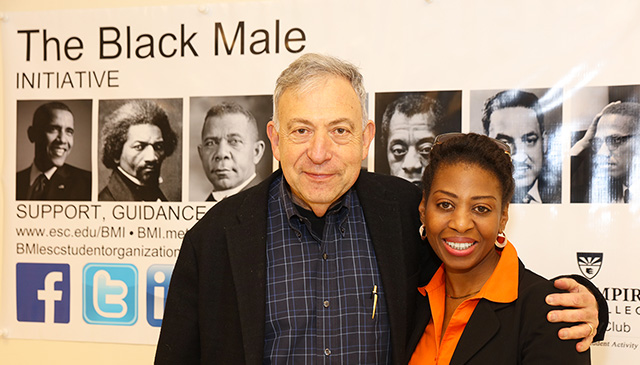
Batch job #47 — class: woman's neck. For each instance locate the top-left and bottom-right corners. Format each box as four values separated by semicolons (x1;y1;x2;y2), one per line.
444;249;501;299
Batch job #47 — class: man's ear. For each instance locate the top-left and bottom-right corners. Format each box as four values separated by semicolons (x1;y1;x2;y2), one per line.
542;130;549;154
266;121;281;161
197;144;203;161
253;140;266;164
362;120;376;160
27;126;37;143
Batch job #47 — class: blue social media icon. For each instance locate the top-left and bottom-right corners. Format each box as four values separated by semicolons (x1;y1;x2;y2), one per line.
16;263;70;323
146;264;173;327
83;263;137;325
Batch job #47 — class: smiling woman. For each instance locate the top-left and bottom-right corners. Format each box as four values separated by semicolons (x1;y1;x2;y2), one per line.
408;133;591;365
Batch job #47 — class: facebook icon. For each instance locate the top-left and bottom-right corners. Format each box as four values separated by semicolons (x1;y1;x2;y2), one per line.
16;263;70;323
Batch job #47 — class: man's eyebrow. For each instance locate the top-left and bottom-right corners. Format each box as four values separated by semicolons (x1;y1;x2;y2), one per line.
287;118;312;126
388;138;408;145
327;118;355;128
495;133;515;142
416;136;435;143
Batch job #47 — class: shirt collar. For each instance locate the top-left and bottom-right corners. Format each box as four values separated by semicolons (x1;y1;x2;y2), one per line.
277;174;352;221
479;241;519;303
210;172;256;201
29;163;57;185
526;180;542;204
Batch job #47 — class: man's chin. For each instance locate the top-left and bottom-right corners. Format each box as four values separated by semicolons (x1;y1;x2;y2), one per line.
138;172;160;186
212;179;238;191
47;157;67;168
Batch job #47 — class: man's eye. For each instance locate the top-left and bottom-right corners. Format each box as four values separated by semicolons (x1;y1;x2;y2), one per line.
390;144;407;157
133;144;145;151
228;138;242;146
417;143;433;157
295;128;308;135
524;135;539;145
153;143;165;152
335;128;347;135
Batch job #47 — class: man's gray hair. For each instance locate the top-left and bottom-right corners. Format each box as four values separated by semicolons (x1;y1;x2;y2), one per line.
272;53;368;129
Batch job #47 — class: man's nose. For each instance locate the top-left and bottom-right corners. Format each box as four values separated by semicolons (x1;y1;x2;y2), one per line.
401;147;423;173
596;141;612;157
142;145;159;161
307;133;332;164
57;130;69;144
214;140;232;161
510;141;529;163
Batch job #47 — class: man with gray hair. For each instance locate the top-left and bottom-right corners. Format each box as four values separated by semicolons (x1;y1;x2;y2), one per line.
157;54;604;364
198;101;266;201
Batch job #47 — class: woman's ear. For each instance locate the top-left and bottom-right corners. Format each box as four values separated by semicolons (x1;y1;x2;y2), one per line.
419;194;427;221
499;203;509;231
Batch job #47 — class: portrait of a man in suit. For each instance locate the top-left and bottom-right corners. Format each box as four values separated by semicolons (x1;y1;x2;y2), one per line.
198;102;266;202
99;99;179;201
480;89;562;204
16;101;91;201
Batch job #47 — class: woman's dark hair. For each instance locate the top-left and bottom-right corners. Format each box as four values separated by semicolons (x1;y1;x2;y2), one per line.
421;133;515;208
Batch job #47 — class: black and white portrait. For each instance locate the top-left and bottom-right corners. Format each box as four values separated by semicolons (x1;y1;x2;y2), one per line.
98;98;183;202
189;95;273;201
374;91;461;187
16;100;92;201
470;88;563;204
570;85;640;204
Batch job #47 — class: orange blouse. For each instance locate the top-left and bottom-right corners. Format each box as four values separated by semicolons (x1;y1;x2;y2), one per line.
409;242;519;365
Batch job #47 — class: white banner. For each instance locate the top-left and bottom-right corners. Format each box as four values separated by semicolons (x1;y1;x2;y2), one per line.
2;1;639;363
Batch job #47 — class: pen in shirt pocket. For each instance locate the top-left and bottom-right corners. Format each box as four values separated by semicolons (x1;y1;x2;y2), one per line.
371;284;378;319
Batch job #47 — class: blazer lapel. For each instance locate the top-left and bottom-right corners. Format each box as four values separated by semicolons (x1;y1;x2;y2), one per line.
46;164;69;198
451;300;506;364
356;172;409;363
407;292;432;358
225;175;272;365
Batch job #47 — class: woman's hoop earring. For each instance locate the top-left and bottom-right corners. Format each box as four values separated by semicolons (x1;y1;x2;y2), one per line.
495;231;507;249
419;225;427;240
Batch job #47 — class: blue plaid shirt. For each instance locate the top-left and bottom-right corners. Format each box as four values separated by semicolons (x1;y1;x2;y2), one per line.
264;174;391;364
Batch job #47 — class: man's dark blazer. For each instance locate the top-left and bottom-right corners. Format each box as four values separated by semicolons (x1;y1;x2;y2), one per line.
407;261;594;364
99;169;168;201
156;169;437;364
16;164;91;201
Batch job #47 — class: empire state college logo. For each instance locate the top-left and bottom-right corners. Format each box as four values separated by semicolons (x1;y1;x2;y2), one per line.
577;253;603;279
